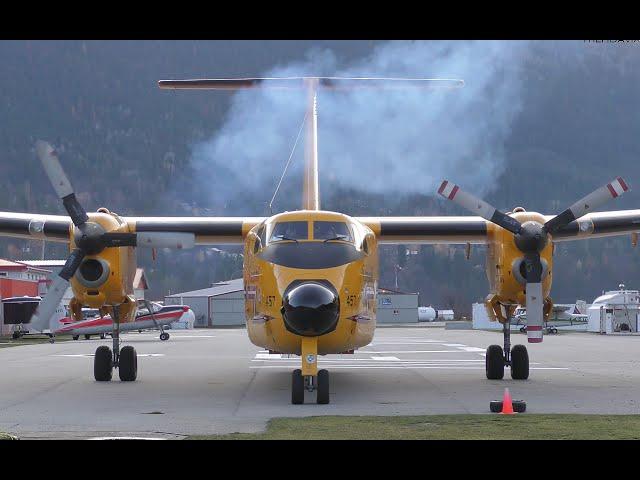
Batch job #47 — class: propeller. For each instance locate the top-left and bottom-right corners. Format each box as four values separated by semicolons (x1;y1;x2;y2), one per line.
438;177;630;343
30;141;195;331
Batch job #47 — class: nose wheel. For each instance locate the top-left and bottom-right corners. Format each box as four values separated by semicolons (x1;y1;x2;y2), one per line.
291;369;330;404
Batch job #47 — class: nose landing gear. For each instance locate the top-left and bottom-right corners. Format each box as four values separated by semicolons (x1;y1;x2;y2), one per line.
291;337;330;404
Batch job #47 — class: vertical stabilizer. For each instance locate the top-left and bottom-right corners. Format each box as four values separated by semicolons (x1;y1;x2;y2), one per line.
303;78;320;211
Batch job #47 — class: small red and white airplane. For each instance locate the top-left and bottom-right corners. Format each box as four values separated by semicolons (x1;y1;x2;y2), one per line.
53;302;194;341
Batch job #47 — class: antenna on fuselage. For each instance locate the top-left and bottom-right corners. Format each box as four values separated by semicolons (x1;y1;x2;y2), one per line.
158;77;464;213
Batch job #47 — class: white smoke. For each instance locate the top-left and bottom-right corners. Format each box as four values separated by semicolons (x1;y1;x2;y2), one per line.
188;40;530;212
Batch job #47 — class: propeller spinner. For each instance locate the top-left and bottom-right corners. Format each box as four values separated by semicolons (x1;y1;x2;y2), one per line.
438;177;629;343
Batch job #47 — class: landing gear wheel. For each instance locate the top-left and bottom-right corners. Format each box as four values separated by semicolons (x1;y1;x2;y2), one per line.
291;369;304;404
510;344;529;380
11;332;20;340
317;369;330;404
94;345;113;381
119;345;137;381
160;332;170;341
72;335;79;341
100;333;106;339
486;345;505;380
84;334;91;340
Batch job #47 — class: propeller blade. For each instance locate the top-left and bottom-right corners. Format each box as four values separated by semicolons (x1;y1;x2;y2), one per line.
36;140;89;227
30;249;85;331
523;253;544;344
544;177;630;234
135;232;196;249
438;180;522;235
101;232;138;248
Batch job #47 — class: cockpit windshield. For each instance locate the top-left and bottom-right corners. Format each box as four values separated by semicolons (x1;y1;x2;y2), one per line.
313;221;353;242
269;221;308;242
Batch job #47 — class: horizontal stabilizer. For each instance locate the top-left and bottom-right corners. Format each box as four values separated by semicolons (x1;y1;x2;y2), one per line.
158;77;464;90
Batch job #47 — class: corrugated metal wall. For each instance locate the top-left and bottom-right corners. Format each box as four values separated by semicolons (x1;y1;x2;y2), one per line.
209;291;245;326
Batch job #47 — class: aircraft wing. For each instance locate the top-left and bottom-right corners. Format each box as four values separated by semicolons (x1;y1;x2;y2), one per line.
358;209;640;244
0;212;265;245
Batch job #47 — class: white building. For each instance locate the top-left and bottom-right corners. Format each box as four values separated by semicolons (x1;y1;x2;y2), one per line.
587;284;640;334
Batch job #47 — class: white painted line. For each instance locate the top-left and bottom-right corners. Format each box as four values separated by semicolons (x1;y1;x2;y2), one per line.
358;350;469;354
255;353;281;359
251;365;569;370
52;353;165;358
370;356;400;361
458;347;486;352
442;343;467;347
88;436;166;440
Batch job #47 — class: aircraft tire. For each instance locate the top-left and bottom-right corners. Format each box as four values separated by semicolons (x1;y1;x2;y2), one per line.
317;369;329;404
486;345;505;380
94;346;113;381
72;335;79;340
291;369;304;404
100;333;106;339
84;334;91;340
119;346;138;381
510;345;529;380
160;332;170;341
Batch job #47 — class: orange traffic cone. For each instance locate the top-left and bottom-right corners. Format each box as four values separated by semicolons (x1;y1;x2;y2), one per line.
500;388;515;415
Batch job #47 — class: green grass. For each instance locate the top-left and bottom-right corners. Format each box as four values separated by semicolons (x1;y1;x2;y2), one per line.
188;415;640;440
0;432;18;440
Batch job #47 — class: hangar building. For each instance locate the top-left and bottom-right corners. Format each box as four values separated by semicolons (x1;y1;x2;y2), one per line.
164;278;244;327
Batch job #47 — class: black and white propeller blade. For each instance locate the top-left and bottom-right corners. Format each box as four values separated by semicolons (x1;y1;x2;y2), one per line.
544;177;630;234
30;249;85;332
437;180;522;235
36;140;89;227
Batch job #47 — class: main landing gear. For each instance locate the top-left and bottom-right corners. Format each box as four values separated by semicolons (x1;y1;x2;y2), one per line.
291;337;329;404
486;317;529;380
93;305;138;382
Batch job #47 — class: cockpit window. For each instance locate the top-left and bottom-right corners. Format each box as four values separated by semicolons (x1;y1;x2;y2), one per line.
269;221;308;242
313;221;352;242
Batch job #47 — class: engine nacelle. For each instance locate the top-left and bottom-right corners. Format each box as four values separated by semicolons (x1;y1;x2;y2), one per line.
68;209;137;320
485;210;554;322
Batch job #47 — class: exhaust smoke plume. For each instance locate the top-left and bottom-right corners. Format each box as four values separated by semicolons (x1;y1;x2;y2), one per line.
185;41;530;214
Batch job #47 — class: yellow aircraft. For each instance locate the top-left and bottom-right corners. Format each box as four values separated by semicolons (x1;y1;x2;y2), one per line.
1;77;638;404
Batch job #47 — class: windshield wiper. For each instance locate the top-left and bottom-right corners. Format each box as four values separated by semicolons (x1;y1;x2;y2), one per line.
323;236;349;243
273;235;299;243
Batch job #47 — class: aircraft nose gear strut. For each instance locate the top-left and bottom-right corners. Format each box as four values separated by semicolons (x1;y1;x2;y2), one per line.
485;307;530;380
93;304;138;382
291;337;329;404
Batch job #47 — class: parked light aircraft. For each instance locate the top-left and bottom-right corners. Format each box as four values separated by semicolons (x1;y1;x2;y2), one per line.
0;77;639;404
53;302;193;341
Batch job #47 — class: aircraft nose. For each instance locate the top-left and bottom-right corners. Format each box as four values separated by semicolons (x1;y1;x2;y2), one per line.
281;282;339;336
